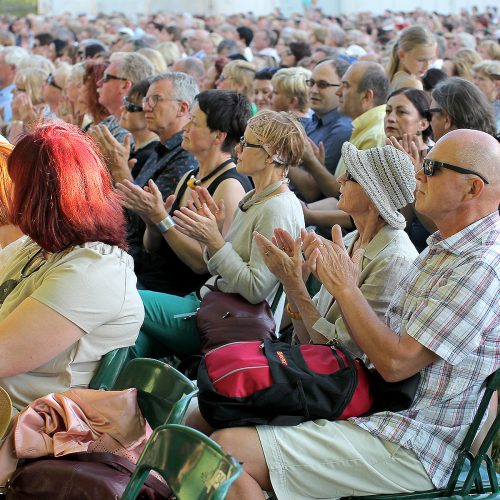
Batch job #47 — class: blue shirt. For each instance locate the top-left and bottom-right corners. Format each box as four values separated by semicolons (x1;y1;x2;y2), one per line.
0;84;15;123
305;108;352;174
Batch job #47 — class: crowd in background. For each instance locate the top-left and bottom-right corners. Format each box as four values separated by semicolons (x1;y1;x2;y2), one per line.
0;6;499;137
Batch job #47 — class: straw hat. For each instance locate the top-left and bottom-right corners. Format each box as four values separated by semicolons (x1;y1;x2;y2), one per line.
341;142;416;229
0;386;12;440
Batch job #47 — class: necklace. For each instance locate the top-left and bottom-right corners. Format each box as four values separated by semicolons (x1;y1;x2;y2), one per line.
186;158;234;190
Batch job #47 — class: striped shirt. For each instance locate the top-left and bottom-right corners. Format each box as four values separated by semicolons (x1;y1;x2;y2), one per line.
352;211;500;488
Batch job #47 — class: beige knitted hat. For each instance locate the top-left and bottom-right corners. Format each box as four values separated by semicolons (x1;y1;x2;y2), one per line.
0;386;12;439
341;142;416;229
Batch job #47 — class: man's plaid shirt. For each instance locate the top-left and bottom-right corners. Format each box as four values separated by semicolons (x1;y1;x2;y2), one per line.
352;211;500;488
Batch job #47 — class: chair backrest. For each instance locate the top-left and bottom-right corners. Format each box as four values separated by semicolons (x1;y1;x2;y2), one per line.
113;358;198;429
121;424;242;500
89;328;174;391
444;367;500;496
0;386;12;440
88;347;131;391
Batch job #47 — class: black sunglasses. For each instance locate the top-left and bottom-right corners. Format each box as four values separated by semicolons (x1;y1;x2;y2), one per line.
46;73;63;91
122;96;143;113
426;107;442;116
345;171;358;183
422;158;489;184
239;136;264;150
102;73;128;83
305;78;340;90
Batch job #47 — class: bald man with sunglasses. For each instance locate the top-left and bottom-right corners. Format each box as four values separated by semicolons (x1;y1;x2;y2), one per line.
212;129;500;499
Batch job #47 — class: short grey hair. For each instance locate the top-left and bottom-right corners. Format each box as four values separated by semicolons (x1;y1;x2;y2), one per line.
357;62;390;106
110;52;155;84
150;71;199;105
0;46;28;68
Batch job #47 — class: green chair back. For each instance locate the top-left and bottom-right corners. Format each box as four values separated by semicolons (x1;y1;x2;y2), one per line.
113;358;198;429
341;367;500;499
121;424;242;500
89;330;169;390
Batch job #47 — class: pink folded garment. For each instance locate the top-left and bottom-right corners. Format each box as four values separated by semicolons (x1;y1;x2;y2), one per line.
0;388;152;486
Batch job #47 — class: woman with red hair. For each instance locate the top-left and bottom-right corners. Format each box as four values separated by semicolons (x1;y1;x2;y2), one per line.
78;60;110;131
0;122;144;412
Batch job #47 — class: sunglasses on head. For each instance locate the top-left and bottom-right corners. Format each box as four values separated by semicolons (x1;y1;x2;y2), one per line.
46;73;63;91
422;158;489;184
122;96;143;113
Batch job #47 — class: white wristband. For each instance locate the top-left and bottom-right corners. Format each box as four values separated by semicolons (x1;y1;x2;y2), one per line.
155;215;175;233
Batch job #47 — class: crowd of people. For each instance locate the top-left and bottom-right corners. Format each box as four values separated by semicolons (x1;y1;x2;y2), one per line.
0;4;499;499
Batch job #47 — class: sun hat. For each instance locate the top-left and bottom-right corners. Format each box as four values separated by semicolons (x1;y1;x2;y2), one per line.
0;386;12;440
341;142;416;230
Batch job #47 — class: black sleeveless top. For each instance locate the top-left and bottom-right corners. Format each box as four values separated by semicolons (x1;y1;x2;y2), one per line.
136;167;253;296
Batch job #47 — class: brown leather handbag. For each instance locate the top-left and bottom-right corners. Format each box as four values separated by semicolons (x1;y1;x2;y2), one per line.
6;452;172;500
196;283;276;353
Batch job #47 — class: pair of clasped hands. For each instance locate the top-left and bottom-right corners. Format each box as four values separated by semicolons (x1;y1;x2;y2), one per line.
253;225;365;300
116;178;226;251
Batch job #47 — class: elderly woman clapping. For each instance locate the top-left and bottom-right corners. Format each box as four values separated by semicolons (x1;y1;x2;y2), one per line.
255;142;419;357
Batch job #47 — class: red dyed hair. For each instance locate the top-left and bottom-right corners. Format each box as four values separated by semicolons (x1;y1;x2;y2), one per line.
83;60;110;122
8;122;127;253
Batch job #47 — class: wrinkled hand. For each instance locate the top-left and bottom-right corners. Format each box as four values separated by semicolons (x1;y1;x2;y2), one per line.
302;137;325;167
308;225;364;298
115;178;175;224
386;134;428;173
253;230;304;291
173;203;224;251
89;125;132;183
188;187;225;233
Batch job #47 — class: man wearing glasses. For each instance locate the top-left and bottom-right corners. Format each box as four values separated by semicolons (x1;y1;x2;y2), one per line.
214;129;500;499
288;58;352;203
96;51;154;143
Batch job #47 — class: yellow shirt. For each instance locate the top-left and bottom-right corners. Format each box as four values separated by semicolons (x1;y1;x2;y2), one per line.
335;104;387;176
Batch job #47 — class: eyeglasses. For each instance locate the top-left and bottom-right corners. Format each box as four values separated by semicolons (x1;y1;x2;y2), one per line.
46;73;63;91
422;158;489;184
101;73;128;83
345;171;358;183
122;96;143;113
239;136;264;150
142;95;181;108
305;78;340;89
426;107;442;116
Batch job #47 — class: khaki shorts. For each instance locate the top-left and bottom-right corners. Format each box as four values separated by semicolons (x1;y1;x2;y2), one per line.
257;419;434;500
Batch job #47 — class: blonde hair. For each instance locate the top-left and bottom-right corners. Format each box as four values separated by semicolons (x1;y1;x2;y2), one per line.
138;48;167;74
15;68;47;105
473;59;500;79
247;110;306;167
53;62;72;90
387;25;436;80
271;67;311;112
17;54;55;76
479;40;500;61
0;142;14;226
452;48;482;81
221;60;256;99
156;41;181;67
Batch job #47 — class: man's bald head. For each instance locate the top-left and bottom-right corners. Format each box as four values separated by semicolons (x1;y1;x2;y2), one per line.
430;129;500;187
